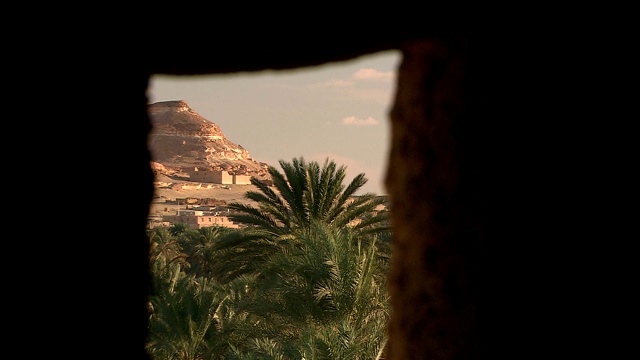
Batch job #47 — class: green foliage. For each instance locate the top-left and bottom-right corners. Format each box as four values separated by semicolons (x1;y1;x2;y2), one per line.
228;156;390;238
147;227;220;359
178;226;240;279
146;275;224;360
145;156;393;359
221;221;390;359
215;157;391;285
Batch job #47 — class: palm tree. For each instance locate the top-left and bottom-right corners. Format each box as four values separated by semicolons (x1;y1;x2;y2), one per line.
212;157;391;283
147;195;391;358
178;226;240;279
227;156;390;238
148;226;188;279
147;226;248;360
223;220;390;359
146;272;228;360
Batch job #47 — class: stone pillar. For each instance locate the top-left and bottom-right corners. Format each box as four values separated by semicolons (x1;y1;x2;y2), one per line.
385;38;486;359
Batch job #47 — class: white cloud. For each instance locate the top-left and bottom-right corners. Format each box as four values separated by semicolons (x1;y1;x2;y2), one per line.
341;116;378;126
351;68;394;82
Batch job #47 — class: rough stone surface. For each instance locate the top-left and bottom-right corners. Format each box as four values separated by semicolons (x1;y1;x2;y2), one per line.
147;100;270;180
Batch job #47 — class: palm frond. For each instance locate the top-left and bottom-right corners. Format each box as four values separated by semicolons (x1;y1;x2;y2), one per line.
227;202;287;235
276;159;307;218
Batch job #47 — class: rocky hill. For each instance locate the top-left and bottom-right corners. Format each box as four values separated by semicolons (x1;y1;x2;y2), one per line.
147;100;271;181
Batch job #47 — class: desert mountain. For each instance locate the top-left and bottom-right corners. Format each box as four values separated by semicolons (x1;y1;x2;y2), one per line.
147;100;271;181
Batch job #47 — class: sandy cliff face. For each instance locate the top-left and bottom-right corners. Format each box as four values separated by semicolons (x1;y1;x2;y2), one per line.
147;100;270;179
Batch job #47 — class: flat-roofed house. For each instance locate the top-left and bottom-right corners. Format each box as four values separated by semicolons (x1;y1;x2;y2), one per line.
162;210;239;229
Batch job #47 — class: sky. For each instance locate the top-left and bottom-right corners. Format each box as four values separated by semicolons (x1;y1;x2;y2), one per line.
147;50;401;195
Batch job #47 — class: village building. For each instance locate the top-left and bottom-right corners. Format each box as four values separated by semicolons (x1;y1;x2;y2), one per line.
161;209;239;229
188;168;252;185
